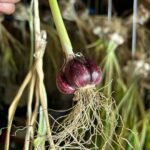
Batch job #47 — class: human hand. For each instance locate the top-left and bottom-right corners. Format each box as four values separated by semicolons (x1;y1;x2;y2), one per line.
0;0;20;15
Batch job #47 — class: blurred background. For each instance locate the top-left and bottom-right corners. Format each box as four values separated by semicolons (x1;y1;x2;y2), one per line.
0;0;150;149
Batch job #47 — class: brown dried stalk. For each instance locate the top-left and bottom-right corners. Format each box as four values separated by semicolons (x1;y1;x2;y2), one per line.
4;0;55;149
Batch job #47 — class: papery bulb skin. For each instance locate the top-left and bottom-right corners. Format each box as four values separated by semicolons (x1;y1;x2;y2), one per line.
85;58;102;85
56;71;75;94
64;58;91;88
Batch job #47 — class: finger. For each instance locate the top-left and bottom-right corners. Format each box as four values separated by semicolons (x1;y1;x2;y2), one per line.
0;0;20;3
0;3;15;14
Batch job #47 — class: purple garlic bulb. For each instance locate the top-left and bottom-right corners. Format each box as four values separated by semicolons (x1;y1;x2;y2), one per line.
56;55;102;94
56;71;76;94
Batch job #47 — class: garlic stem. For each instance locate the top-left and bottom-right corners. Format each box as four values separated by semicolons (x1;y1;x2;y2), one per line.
49;0;74;59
